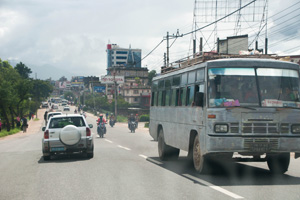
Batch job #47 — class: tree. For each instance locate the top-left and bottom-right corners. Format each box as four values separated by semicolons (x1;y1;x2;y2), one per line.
134;77;141;85
148;70;157;86
14;62;32;79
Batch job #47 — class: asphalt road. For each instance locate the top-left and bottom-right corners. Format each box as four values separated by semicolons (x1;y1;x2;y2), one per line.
1;106;300;200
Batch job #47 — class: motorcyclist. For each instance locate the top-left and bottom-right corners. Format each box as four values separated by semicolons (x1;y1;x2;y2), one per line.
128;113;136;129
74;109;77;114
97;114;107;136
109;113;115;126
97;114;107;125
135;114;139;128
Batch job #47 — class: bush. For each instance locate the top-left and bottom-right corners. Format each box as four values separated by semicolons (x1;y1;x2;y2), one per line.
0;128;21;138
117;115;128;122
139;114;149;122
144;122;149;128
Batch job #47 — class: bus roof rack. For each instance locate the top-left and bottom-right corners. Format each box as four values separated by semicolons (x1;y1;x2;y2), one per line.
161;53;286;74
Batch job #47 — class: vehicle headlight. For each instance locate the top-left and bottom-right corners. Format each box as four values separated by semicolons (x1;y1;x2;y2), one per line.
214;124;229;133
291;124;300;134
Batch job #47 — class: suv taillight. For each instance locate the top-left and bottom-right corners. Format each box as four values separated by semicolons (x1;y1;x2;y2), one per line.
86;127;91;136
44;130;49;139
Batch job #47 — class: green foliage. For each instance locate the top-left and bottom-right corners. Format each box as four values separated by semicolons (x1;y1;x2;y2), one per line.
0;58;52;132
0;128;21;138
14;62;32;79
144;122;149;128
64;91;75;101
135;77;141;85
117;115;128;122
148;70;157;86
139;114;149;122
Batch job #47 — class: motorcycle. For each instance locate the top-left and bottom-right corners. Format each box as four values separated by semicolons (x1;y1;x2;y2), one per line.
97;122;106;138
129;121;136;133
109;119;115;127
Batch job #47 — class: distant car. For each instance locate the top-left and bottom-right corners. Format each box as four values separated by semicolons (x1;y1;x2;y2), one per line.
52;104;59;110
46;112;62;125
41;102;48;108
61;102;67;106
63;106;70;111
42;114;94;160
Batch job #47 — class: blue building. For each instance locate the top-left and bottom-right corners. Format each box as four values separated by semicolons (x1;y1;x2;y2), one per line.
106;44;142;74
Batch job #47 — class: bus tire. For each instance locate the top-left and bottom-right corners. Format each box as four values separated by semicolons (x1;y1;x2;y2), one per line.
267;153;290;174
158;129;179;160
193;134;209;174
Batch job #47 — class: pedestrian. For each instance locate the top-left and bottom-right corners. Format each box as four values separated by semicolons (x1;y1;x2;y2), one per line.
44;111;48;126
135;114;139;128
16;116;21;128
0;119;2;132
29;112;32;120
106;112;108;120
21;116;28;133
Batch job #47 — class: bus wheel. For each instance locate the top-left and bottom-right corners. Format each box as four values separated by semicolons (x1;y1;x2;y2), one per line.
158;129;179;160
158;129;168;160
267;153;290;174
193;134;208;173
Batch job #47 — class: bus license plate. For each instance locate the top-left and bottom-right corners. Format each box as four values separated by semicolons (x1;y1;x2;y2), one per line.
251;143;269;152
51;147;65;152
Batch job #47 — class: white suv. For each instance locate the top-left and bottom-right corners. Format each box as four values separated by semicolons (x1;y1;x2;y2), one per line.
42;114;94;160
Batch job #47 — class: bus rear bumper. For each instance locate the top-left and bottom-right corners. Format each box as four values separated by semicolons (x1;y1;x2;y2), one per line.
206;135;300;155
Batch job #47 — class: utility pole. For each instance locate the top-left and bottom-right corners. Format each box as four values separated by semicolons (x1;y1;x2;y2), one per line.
166;32;169;67
164;30;183;68
113;67;118;120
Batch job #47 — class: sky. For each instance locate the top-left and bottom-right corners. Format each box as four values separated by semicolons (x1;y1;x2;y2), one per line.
0;0;299;80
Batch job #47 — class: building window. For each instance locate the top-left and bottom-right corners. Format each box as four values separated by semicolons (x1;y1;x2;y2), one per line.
116;62;126;65
127;90;129;94
134;97;138;102
134;90;138;94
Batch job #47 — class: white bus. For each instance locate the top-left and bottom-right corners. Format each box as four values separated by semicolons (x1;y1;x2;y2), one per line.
149;58;300;174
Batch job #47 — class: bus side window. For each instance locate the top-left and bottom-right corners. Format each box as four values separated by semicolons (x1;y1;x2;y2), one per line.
186;86;195;106
161;91;166;106
151;92;155;106
194;84;204;107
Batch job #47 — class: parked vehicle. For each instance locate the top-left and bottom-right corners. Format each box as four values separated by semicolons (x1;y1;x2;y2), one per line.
42;114;94;160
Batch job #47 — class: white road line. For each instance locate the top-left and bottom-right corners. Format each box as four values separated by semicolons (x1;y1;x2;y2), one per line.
118;145;131;151
138;154;162;165
182;174;244;199
105;139;113;143
139;154;148;159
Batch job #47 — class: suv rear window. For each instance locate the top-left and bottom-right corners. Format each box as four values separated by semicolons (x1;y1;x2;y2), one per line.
49;117;86;128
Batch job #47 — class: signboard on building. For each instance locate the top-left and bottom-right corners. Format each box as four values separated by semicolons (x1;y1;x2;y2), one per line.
101;76;124;84
93;86;106;93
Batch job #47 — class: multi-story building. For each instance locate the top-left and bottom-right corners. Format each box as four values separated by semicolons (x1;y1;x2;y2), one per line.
107;66;151;107
106;44;142;72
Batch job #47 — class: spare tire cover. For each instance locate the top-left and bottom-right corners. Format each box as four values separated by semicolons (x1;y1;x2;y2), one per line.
60;125;81;146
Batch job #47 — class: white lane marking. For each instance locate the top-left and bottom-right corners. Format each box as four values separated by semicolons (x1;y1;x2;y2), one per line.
139;154;162;165
118;145;131;151
182;174;244;199
105;139;113;143
139;154;148;159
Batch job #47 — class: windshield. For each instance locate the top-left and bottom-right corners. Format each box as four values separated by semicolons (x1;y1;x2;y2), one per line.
208;67;300;108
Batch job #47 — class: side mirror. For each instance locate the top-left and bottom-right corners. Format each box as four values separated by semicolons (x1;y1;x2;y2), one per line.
195;92;204;107
89;124;93;128
42;127;46;131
